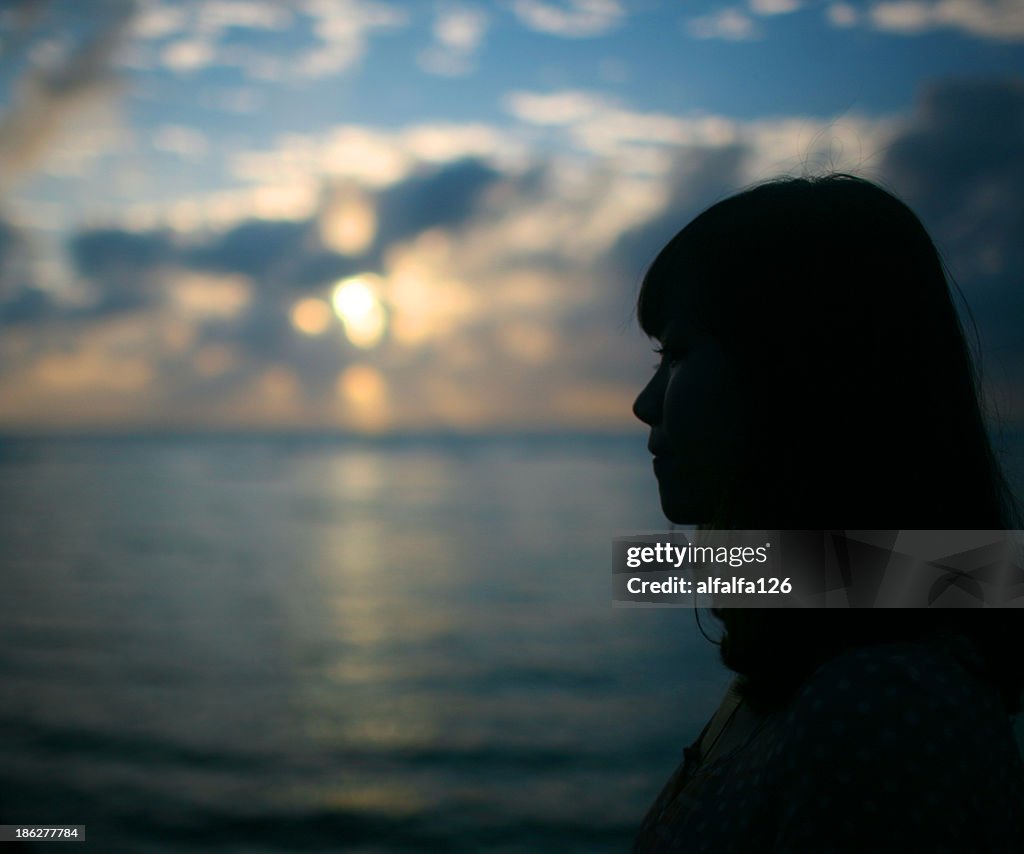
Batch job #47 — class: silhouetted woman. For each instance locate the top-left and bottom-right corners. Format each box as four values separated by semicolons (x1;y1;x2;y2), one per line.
631;175;1024;852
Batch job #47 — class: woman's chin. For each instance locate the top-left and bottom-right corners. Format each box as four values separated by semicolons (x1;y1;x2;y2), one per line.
658;489;700;526
655;462;721;526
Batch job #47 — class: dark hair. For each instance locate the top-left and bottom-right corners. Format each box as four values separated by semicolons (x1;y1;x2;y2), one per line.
637;174;1023;714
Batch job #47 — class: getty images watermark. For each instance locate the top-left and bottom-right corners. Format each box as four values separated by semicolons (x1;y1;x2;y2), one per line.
612;530;1024;607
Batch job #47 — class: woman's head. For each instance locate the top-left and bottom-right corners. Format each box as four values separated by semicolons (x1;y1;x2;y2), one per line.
633;174;1016;530
633;174;1023;714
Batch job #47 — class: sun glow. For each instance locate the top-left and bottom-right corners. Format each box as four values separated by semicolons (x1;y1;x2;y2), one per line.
331;275;387;348
290;297;333;336
319;190;377;255
384;233;478;347
337;364;390;431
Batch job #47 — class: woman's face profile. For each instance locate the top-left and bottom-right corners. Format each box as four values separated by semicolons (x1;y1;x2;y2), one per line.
633;286;746;525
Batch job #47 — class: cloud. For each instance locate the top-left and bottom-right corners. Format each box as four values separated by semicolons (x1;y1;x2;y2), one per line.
830;1;1024;41
131;0;188;40
167;271;251;319
611;144;748;284
881;78;1024;274
197;87;264;114
373;157;502;249
606;112;893;259
136;212;360;294
687;8;760;40
69;225;176;312
152;124;209;159
419;3;488;77
0;217;29;299
195;0;291;37
509;0;624;38
228;122;522;198
20;146;656;429
5;80;1022;431
0;0;136;194
71;226;174;279
826;3;859;27
50;213;364;418
137;0;293;44
690;0;1024;41
0;215;56;325
47;220;253;327
505;89;717;170
58;155;508;326
504;89;892;185
112;122;520;234
32;102;900;427
143;0;405;78
187;218;312;280
298;0;408;77
231;127;410;191
504;90;611;126
879;77;1024;422
160;38;215;72
402;123;516;165
0;284;54;325
750;0;801;15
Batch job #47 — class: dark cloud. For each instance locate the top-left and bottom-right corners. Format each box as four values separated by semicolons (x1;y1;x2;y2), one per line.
207;301;293;360
71;227;174;278
880;77;1024;382
0;218;27;295
62;157;509;313
0;0;137;193
373;157;502;249
290;251;362;289
69;226;174;312
189;297;358;402
67;213;360;320
0;215;57;324
187;216;365;291
882;78;1024;278
0;1;143;318
67;217;366;375
610;144;748;285
0;284;53;324
187;218;310;281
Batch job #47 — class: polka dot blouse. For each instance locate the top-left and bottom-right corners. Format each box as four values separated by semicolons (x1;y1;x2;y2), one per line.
632;633;1024;853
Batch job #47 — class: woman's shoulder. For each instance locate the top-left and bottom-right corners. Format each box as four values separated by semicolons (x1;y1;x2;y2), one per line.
765;633;1024;849
778;634;1013;765
794;633;1000;714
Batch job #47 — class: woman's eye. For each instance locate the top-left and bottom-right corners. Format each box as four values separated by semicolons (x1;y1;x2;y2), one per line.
653;346;686;368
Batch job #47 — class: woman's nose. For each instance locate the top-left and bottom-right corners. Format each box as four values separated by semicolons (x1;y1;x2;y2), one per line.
632;371;663;427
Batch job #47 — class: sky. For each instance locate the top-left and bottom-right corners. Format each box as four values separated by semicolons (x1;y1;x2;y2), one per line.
0;0;1021;433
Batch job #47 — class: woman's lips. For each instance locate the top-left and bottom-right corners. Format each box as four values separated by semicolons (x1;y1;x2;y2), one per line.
648;437;673;471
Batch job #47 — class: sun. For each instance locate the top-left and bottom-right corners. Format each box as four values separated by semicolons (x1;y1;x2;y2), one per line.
331;275;387;348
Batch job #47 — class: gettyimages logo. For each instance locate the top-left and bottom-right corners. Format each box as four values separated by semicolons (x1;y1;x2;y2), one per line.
612;530;1024;608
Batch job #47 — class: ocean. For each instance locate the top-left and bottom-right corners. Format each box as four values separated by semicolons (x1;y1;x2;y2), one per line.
0;434;734;852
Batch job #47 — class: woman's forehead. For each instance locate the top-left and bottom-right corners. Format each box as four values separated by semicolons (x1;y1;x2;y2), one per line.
647;275;705;339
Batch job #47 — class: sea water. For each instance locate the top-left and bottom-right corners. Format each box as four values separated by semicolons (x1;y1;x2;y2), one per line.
0;435;732;853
